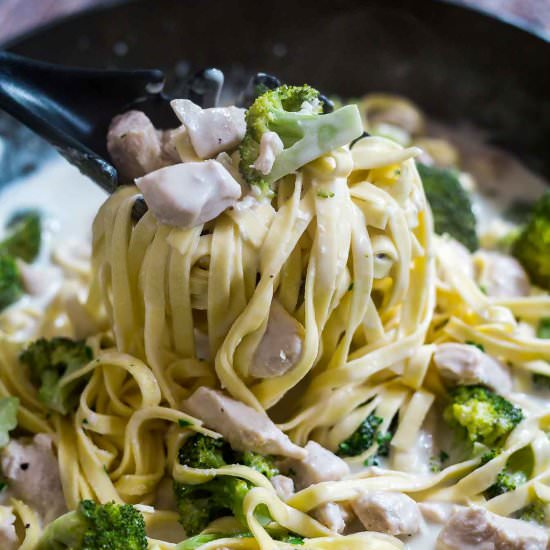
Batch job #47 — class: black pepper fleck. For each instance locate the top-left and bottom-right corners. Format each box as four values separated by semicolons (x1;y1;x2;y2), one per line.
20;463;29;471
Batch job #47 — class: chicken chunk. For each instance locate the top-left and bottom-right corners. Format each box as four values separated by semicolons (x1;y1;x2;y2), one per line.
352;491;421;537
170;99;246;159
250;300;304;379
475;251;530;298
437;507;548;550
433;343;512;393
1;434;66;523
252;131;284;175
313;502;350;534
159;126;200;164
271;474;295;501
282;441;349;490
135;160;242;228
181;387;305;459
107;110;162;179
0;506;17;550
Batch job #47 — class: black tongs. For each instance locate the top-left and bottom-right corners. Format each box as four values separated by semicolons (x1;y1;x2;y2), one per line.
0;51;224;192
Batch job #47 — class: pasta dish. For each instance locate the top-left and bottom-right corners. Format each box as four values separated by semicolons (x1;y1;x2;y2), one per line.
0;80;549;549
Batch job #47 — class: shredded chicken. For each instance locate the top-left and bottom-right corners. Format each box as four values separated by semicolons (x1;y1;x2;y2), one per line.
170;99;246;159
437;507;548;549
1;434;66;523
282;441;349;490
135;160;242;228
433;343;512;393
250;300;304;379
181;387;305;459
106;110;162;179
352;491;422;536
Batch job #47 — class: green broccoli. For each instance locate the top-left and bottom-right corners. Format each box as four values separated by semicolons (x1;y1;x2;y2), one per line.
417;163;479;252
174;434;278;536
176;531;303;549
537;318;550;339
20;337;93;415
0;396;18;448
338;412;383;457
0;210;41;263
512;191;550;289
36;500;147;550
485;470;528;499
0;254;23;312
444;385;523;448
239;85;363;192
516;500;546;525
531;318;550;389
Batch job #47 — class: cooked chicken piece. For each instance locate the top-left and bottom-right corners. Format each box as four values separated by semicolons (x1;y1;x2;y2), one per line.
443;237;475;279
352;491;421;536
0;506;17;550
252;131;284;175
250;300;304;379
135;160;241;228
107;110;162;179
475;251;530;298
271;475;295;501
282;441;349;490
419;501;464;524
313;502;350;534
1;434;66;523
181;387;305;459
170;99;246;159
433;343;512;393
437;507;548;550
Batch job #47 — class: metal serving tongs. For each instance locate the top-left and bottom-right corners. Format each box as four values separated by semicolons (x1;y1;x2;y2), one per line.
0;51;225;193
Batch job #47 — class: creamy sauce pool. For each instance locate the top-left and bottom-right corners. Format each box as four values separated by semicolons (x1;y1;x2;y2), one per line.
0;129;548;548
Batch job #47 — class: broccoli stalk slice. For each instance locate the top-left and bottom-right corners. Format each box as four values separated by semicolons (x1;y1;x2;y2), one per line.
239;85;362;191
512;191;550;289
0;254;23;312
266;105;363;184
20;337;93;415
36;500;147;550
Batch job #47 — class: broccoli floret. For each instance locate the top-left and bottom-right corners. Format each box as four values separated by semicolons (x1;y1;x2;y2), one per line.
516;500;546;525
239;85;362;192
0;254;23;312
20;337;93;415
537;318;550;339
417;163;479;252
0;210;41;263
512;191;550;289
0;396;19;448
444;385;523;448
338;412;383;457
36;500;147;550
174;434;276;536
485;470;528;499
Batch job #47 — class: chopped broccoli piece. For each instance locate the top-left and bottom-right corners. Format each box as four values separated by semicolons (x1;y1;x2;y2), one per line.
36;500;147;550
174;434;276;536
533;373;550;390
239;85;362;192
485;470;527;499
0;254;23;312
417;163;479;252
338;412;383;457
0;396;18;448
0;210;41;263
280;534;305;545
537;318;550;340
176;533;225;550
512;191;550;289
516;500;546;525
429;450;450;472
465;340;485;352
444;385;523;448
376;431;393;457
20;337;93;415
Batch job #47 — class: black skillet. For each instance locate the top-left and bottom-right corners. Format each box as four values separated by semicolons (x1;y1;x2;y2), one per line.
0;0;549;192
